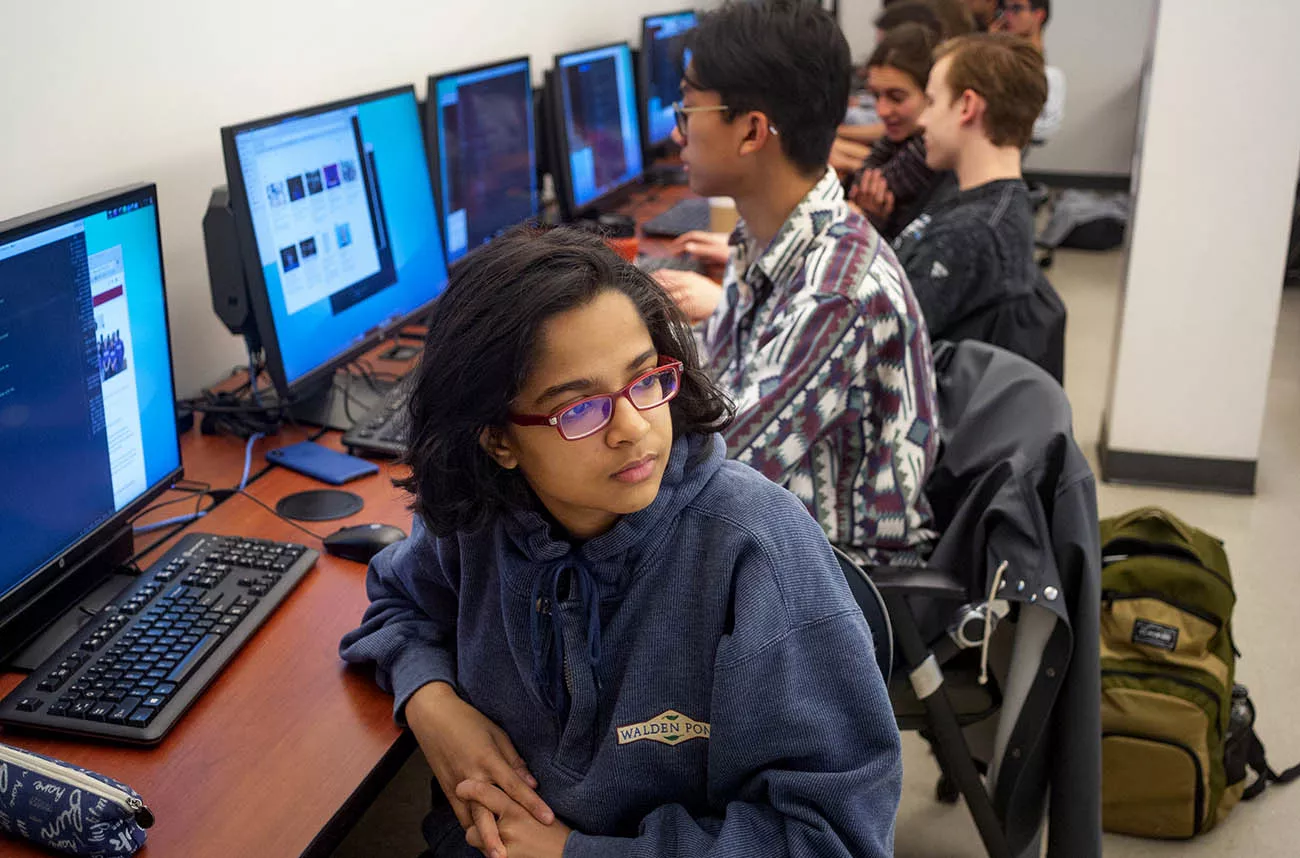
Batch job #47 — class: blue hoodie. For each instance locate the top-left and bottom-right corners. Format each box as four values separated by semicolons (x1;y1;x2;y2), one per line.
339;434;902;857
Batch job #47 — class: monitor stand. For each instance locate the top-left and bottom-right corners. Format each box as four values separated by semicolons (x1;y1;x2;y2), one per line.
285;371;397;432
5;527;137;672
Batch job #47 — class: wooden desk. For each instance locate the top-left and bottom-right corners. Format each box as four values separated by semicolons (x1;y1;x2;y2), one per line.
0;345;421;858
0;196;697;857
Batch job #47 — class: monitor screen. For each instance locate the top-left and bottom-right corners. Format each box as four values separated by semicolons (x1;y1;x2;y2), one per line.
0;185;181;605
223;87;447;391
431;58;539;264
555;43;644;211
641;11;697;147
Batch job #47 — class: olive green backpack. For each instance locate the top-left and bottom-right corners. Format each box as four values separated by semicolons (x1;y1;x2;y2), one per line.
1099;507;1298;839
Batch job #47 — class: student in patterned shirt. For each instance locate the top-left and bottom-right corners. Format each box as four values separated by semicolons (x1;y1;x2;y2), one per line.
655;0;939;565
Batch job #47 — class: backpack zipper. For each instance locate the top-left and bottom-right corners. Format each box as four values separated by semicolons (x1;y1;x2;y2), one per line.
0;743;155;827
1102;730;1206;835
1101;590;1224;629
1101;538;1234;591
1102;669;1222;722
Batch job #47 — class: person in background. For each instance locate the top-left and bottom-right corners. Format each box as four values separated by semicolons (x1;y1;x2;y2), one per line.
848;24;945;241
340;225;903;858
832;0;973;175
963;0;1000;31
993;0;1065;141
891;33;1048;341
654;0;940;567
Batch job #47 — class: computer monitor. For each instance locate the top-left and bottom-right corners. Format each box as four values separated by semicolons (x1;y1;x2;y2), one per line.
0;183;182;664
639;11;698;150
549;42;645;219
428;58;539;265
220;86;448;413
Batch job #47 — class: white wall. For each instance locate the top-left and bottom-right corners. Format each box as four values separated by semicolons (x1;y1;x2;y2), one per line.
838;0;1153;177
1024;0;1155;176
0;0;712;396
1103;0;1300;462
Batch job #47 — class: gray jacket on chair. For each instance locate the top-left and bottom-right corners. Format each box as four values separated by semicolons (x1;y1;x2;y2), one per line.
927;340;1102;858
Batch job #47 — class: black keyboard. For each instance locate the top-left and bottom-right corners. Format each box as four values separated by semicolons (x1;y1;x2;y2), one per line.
341;386;408;458
0;533;317;745
641;198;710;238
635;254;705;276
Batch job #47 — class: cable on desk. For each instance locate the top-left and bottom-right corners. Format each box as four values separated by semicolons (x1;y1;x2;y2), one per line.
135;511;208;535
236;490;327;543
240;432;265;491
125;520;191;568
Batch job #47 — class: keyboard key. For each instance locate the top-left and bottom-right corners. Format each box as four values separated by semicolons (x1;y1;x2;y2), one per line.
127;707;157;727
68;700;94;718
86;701;115;722
15;698;42;712
47;699;71;717
108;698;142;725
166;634;220;684
154;683;176;696
142;694;167;709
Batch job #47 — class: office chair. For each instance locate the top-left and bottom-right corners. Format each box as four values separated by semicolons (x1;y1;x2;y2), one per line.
835;340;1103;858
939;271;1067;385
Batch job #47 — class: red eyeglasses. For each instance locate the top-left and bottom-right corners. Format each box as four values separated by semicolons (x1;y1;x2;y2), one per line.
509;358;683;441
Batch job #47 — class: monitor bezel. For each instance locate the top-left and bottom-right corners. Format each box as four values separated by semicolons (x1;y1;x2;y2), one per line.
426;56;539;266
550;41;646;220
0;182;184;653
638;10;698;151
220;84;443;397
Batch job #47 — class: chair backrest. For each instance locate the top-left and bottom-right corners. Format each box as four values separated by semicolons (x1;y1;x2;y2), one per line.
831;547;893;684
939;272;1067;384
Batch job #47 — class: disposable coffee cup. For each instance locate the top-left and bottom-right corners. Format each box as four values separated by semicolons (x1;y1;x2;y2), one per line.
708;197;739;234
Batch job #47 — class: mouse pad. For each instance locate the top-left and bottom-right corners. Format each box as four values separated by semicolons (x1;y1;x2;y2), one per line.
276;489;364;522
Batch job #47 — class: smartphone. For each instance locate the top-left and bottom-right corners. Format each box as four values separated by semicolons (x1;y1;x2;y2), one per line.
266;441;379;485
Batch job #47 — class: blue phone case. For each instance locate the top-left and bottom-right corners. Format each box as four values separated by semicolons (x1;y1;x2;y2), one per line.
266;441;379;485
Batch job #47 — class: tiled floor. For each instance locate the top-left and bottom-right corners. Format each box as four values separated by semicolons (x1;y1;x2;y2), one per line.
333;248;1300;857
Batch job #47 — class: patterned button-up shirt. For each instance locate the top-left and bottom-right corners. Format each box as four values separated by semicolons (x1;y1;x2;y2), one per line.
700;169;939;564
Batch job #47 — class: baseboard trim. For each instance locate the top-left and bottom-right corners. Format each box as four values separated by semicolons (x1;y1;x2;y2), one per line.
1097;430;1257;495
1024;170;1132;193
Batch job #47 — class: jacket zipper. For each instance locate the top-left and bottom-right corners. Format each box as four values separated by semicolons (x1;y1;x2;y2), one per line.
1101;590;1224;629
0;743;155;827
1102;731;1206;836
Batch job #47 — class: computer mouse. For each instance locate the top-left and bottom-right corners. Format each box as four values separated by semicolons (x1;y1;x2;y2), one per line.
323;523;407;563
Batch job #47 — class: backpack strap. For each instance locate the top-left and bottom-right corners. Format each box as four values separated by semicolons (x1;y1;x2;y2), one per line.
1242;728;1300;800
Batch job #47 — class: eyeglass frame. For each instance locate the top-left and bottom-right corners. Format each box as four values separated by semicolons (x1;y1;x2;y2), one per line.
508;358;684;441
671;101;780;139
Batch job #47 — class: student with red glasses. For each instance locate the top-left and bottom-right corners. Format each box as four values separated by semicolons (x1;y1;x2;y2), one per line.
340;226;902;858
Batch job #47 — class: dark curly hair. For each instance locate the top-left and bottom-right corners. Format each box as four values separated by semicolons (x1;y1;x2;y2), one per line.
397;226;734;536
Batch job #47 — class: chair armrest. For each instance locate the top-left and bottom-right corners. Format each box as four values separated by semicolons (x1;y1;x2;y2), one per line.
867;565;968;601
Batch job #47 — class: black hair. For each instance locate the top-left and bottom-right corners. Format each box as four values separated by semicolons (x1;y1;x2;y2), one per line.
874;0;942;41
397;226;734;536
685;0;852;175
1030;0;1050;25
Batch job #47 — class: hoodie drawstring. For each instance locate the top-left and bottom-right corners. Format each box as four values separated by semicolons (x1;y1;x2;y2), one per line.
529;559;603;717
